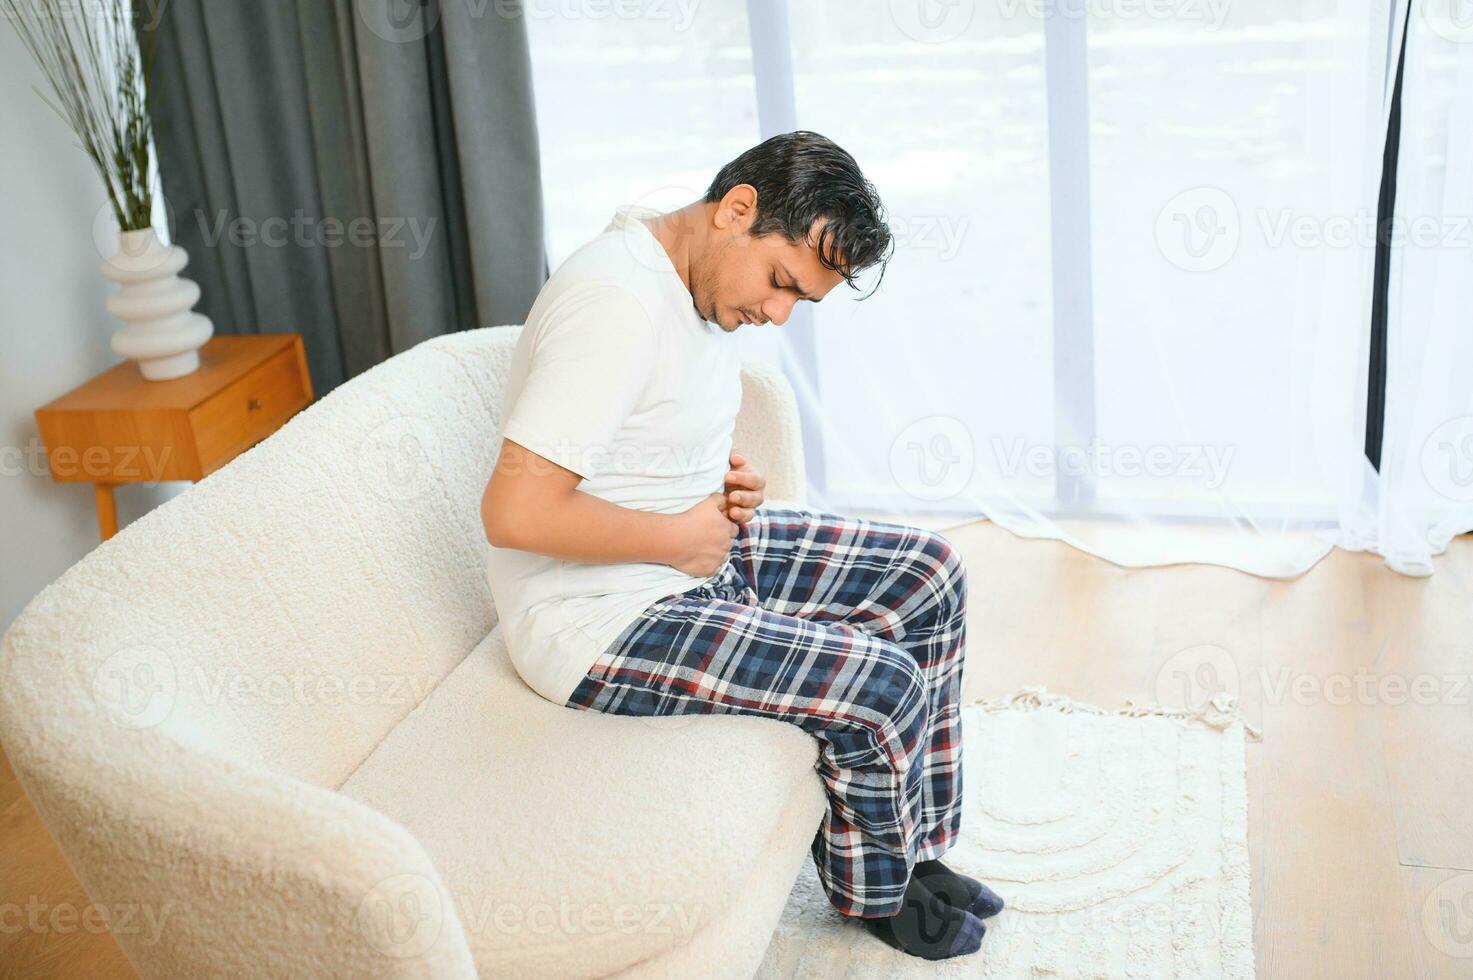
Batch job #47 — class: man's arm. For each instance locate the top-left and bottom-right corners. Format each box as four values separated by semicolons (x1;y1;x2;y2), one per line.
481;437;736;575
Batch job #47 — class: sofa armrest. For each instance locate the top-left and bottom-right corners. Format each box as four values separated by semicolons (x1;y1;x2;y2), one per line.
734;358;808;508
0;639;477;979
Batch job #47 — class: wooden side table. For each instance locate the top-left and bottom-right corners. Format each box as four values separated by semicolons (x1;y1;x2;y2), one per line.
35;334;314;541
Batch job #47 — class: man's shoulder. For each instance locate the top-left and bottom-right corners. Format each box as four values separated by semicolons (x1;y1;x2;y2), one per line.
522;244;660;348
556;213;647;272
542;213;681;307
528;267;653;334
528;277;660;349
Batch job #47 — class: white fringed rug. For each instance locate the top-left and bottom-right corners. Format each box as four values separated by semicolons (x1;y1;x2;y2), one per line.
755;688;1257;979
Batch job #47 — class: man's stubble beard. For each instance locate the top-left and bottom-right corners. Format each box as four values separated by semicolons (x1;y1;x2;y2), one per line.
692;236;731;327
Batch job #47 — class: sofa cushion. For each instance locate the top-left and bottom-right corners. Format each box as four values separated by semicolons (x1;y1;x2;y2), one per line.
339;626;824;979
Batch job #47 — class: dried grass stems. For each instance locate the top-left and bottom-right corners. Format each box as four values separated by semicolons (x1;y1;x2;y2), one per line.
4;0;158;231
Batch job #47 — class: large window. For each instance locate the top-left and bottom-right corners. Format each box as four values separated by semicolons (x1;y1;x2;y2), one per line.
527;0;1389;549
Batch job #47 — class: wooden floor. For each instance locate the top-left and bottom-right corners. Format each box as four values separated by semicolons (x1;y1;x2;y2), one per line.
1;745;133;977
3;521;1471;978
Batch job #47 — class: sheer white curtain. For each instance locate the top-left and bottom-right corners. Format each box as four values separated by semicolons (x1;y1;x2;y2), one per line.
1360;1;1473;575
525;3;758;263
525;1;1463;579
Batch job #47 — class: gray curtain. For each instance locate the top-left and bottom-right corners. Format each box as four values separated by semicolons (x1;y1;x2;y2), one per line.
139;0;548;394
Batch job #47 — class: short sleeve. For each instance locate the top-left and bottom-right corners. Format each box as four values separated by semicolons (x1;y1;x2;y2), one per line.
500;284;659;481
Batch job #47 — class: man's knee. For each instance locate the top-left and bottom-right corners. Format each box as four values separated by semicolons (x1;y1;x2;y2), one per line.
858;651;931;766
917;531;967;609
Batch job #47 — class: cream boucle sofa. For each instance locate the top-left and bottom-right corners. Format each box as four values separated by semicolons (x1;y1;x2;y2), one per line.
0;326;828;979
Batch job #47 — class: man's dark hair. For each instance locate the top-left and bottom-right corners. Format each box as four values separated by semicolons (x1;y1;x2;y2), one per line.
704;131;892;298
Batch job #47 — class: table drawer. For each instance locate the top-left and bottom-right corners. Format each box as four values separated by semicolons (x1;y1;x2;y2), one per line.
190;343;311;475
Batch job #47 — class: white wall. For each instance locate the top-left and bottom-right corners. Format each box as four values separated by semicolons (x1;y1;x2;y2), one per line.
1;27;185;631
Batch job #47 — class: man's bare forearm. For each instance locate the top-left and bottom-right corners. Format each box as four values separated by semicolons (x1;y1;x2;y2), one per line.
489;489;686;567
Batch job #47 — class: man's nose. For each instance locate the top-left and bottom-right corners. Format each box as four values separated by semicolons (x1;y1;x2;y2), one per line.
763;293;797;326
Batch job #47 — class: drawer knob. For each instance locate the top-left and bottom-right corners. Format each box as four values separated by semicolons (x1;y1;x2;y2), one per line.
247;398;262;411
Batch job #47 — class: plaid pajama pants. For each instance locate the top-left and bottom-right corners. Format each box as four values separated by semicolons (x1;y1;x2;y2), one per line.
564;506;968;918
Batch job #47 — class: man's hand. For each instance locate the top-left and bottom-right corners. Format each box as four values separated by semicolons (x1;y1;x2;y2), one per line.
671;492;739;577
723;450;767;524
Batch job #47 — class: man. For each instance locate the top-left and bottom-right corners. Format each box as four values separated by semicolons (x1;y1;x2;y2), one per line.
480;131;1001;960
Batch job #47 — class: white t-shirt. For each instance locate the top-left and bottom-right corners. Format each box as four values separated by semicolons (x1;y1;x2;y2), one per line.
484;206;744;705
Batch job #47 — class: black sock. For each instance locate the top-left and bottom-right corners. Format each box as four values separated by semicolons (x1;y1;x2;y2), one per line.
860;873;985;960
912;859;1007;919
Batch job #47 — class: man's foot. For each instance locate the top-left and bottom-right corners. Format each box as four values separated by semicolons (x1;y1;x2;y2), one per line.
912;859;1006;919
859;874;986;960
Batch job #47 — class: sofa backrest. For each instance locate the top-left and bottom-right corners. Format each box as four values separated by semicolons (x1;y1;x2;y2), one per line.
2;327;524;789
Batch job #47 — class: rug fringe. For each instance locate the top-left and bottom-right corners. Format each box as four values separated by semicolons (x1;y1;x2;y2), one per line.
966;685;1263;742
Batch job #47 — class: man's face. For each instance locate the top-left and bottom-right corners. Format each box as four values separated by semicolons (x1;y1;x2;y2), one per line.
690;203;847;332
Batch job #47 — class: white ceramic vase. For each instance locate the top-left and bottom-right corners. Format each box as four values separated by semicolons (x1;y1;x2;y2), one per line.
102;227;214;381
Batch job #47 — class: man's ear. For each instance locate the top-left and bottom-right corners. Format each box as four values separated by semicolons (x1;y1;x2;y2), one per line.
713;184;758;234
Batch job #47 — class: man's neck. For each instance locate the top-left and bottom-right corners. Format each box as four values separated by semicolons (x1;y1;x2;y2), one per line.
639;202;712;295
